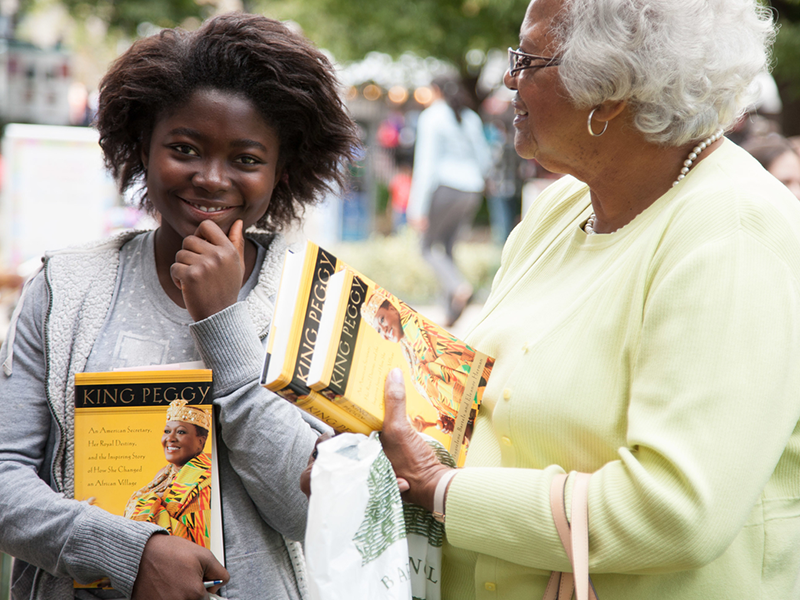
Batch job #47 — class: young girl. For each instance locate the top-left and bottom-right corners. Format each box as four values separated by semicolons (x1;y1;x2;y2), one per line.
0;13;359;600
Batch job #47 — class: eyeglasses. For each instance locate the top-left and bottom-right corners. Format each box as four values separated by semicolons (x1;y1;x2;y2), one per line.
508;47;560;78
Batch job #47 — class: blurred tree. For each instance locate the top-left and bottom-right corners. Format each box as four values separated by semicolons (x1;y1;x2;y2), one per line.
12;0;800;134
769;0;800;134
69;0;200;34
15;0;235;37
260;0;529;71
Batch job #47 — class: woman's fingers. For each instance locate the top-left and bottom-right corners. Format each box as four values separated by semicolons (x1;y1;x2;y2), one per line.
383;368;413;435
381;368;451;511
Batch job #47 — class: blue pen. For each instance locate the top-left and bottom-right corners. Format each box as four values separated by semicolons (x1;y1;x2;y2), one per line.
204;580;224;588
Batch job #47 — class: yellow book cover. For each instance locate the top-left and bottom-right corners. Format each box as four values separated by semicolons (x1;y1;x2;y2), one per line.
260;242;371;434
307;268;495;466
73;369;222;589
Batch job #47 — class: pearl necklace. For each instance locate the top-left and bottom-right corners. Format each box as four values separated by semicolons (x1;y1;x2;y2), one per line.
584;130;724;235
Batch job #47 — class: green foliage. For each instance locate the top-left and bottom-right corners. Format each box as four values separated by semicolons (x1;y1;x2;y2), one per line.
259;0;529;68
18;0;213;36
375;182;390;215
773;20;800;99
773;0;800;102
80;0;210;34
330;228;501;306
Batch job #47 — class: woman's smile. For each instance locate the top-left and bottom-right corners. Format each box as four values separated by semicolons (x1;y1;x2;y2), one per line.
162;420;207;466
512;96;529;125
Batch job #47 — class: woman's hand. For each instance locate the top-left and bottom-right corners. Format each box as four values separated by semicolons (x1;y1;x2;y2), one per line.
170;220;246;322
132;534;229;600
300;431;334;498
381;368;452;512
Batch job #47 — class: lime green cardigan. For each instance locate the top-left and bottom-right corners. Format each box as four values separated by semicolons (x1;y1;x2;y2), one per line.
444;139;800;599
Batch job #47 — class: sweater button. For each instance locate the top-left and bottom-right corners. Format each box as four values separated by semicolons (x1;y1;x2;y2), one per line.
503;388;512;400
485;581;497;591
501;436;512;447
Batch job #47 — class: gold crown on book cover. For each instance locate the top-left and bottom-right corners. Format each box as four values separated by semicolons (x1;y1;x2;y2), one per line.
166;400;210;430
360;286;400;329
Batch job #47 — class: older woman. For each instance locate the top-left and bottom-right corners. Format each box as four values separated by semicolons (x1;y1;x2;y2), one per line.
379;0;800;598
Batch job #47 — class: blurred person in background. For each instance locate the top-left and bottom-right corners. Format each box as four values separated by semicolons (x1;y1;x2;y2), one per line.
485;117;522;245
388;153;413;231
378;0;800;598
741;133;800;200
407;74;492;326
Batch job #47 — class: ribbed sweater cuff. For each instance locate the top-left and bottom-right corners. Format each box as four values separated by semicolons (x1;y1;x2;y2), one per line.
65;506;164;595
190;302;263;394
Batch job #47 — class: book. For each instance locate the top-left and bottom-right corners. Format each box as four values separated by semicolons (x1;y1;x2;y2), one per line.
262;236;495;466
261;242;370;434
309;267;494;466
73;368;223;588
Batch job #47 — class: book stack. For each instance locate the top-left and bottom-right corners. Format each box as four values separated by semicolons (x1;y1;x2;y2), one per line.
261;241;495;467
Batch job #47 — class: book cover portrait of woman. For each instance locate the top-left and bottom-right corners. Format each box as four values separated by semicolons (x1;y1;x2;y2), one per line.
123;400;212;548
361;287;492;436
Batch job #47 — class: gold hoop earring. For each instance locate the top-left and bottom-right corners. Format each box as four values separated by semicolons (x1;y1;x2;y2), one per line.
587;108;608;137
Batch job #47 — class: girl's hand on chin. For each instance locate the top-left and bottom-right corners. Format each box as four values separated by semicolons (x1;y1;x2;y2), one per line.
170;219;246;321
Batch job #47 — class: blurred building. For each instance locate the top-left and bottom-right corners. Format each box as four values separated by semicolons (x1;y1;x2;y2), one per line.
0;39;72;125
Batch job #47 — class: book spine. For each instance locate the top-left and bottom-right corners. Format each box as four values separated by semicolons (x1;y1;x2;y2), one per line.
317;274;384;431
448;351;488;465
290;246;338;390
265;245;339;393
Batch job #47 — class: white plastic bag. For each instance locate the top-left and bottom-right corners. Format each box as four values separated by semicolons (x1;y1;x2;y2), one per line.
305;432;412;600
402;435;455;600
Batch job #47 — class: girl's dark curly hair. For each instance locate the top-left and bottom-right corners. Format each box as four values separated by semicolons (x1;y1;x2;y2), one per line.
96;13;361;231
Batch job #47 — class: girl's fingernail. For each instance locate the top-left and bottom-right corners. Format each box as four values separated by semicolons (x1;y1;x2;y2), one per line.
389;368;403;383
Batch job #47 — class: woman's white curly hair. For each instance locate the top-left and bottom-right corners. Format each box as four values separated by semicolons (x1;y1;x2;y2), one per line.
552;0;777;146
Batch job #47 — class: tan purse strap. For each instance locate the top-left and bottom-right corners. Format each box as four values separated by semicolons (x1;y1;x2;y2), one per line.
543;472;597;600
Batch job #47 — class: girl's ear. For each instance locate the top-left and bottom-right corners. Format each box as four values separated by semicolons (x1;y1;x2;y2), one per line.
141;139;150;172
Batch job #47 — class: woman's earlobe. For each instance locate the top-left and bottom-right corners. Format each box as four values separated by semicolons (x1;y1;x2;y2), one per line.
595;100;628;123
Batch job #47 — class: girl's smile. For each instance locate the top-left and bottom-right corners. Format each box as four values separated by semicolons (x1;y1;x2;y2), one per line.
143;87;281;247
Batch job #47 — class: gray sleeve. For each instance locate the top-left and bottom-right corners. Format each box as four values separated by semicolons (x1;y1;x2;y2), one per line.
190;302;318;541
0;272;163;596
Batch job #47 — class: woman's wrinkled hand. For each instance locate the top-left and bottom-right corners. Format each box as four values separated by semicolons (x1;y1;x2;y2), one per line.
380;368;452;512
170;219;246;322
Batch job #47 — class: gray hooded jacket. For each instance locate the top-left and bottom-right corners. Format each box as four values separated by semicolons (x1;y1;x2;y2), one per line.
0;231;319;600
